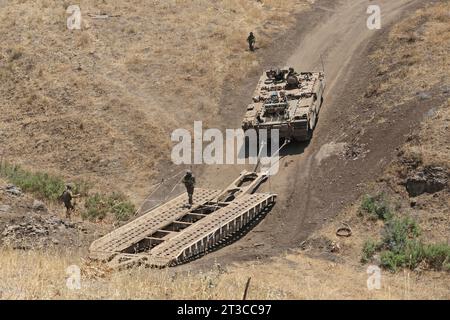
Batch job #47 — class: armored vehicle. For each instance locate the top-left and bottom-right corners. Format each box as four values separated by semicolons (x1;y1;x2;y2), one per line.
242;67;325;141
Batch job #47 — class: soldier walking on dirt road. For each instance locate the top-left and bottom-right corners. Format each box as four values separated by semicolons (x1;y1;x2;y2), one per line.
247;32;256;52
60;184;79;219
182;170;196;207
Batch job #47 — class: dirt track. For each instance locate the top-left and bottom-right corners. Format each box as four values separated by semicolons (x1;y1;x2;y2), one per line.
191;0;434;268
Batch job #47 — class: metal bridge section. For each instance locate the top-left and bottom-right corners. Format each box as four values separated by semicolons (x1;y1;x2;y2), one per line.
89;171;276;268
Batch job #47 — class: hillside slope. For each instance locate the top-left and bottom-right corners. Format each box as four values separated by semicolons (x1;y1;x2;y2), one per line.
0;0;307;201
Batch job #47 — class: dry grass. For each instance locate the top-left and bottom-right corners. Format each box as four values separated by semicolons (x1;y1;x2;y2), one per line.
367;2;450;107
0;0;309;202
1;247;449;300
401;100;450;168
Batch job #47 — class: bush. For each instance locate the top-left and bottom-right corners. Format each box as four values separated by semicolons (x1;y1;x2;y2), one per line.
382;216;421;253
360;193;450;272
380;250;407;272
361;239;380;263
83;192;135;222
423;243;450;271
360;194;393;220
379;240;450;272
108;192;135;221
373;217;450;272
379;238;424;272
0;162;66;201
379;217;422;271
1;161;134;222
83;193;109;221
0;161;89;202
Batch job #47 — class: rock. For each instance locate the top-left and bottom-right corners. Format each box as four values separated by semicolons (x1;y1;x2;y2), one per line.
5;185;22;196
76;224;88;233
330;241;340;253
416;91;431;100
0;204;11;213
2;225;19;236
32;200;47;212
406;167;448;197
427;108;436;118
63;221;75;228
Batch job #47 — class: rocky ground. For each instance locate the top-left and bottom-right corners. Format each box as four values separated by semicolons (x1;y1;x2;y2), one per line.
0;180;105;250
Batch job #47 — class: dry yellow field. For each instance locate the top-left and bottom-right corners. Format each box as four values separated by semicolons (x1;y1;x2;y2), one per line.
1;246;449;299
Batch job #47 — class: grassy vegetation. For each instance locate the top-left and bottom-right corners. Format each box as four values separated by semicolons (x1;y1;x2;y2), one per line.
0;161;68;201
422;244;450;271
361;239;380;264
380;217;422;271
359;193;393;221
83;192;135;222
0;161;134;221
360;195;450;272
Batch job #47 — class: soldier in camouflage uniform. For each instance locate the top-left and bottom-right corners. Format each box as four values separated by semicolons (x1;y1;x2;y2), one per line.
61;184;79;219
182;170;196;207
247;32;256;52
287;67;296;77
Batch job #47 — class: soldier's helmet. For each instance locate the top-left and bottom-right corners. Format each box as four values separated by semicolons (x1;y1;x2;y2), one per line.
185;170;192;176
66;184;73;190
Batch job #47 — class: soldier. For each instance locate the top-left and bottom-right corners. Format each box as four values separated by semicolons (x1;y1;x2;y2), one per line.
274;68;284;81
60;184;79;219
287;67;296;77
286;67;299;88
247;32;256;52
182;170;196;207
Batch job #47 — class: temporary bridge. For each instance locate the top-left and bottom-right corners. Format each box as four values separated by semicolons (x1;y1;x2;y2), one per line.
89;170;276;268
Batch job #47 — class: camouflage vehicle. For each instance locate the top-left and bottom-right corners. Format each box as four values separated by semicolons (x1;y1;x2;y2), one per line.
242;67;325;141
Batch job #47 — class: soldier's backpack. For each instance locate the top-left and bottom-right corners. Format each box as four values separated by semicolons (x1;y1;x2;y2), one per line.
60;190;72;204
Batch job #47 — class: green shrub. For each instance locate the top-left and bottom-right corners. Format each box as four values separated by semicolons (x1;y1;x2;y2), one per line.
108;192;135;221
360;194;393;220
0;162;65;201
403;239;426;269
0;161;89;202
380;250;406;271
361;239;380;263
377;218;450;272
83;193;109;221
423;243;450;270
359;194;450;272
379;217;422;271
1;161;134;222
382;216;421;253
83;192;135;222
379;240;450;272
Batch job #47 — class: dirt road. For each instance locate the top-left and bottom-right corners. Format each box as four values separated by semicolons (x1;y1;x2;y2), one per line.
191;0;429;267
